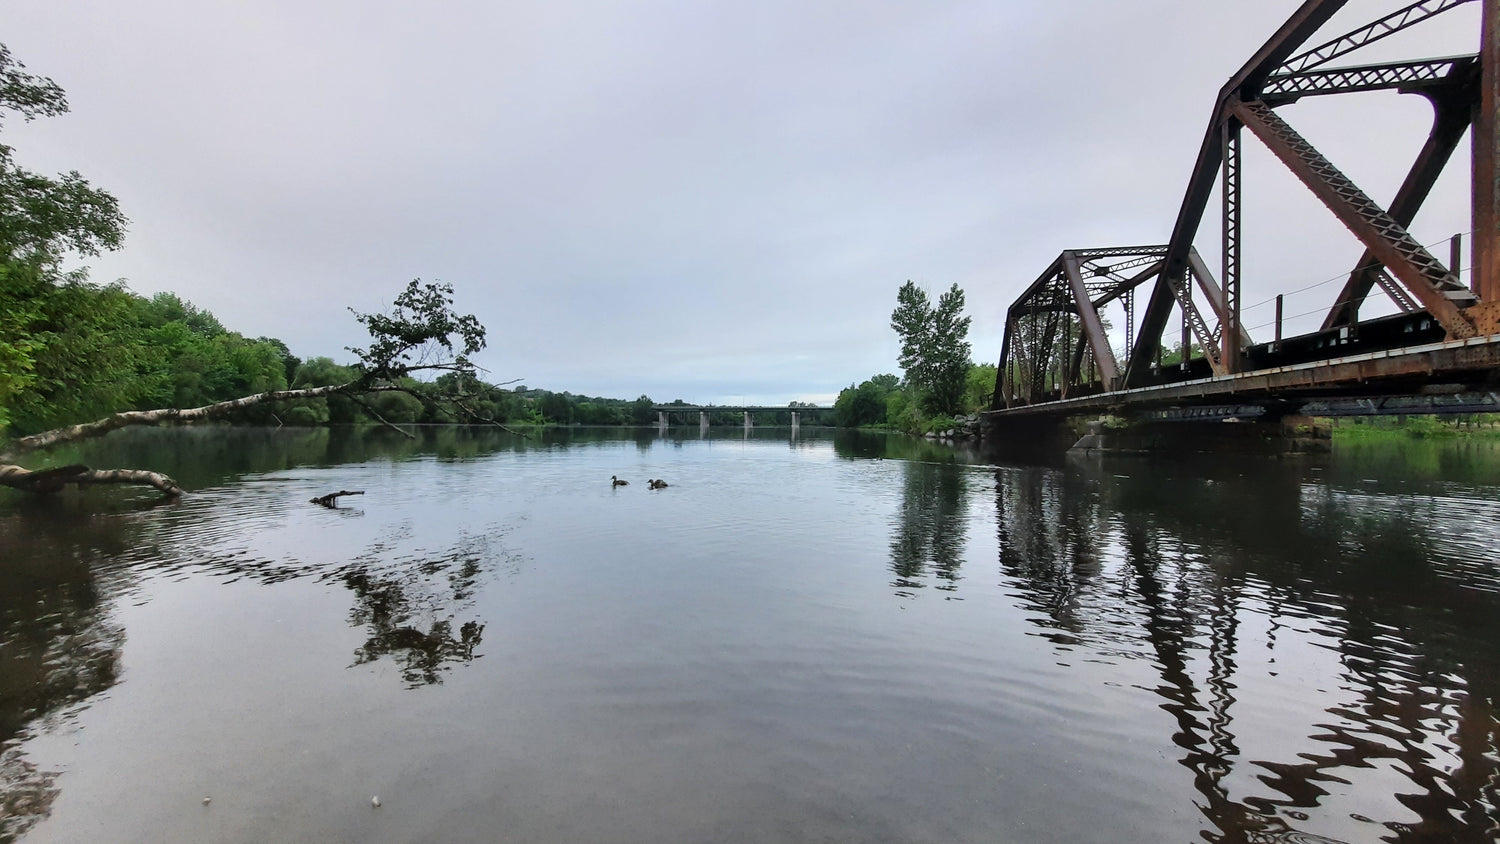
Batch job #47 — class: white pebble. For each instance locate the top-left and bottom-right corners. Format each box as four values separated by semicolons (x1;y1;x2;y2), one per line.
371;796;381;808
202;797;211;806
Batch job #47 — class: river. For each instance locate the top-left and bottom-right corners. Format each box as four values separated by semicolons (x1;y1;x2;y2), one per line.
2;426;1498;843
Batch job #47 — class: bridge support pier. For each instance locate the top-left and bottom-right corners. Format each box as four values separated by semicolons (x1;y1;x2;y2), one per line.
743;411;752;431
657;411;667;429
700;412;709;433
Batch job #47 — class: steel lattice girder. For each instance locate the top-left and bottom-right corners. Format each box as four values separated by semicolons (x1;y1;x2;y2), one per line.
1276;0;1474;74
1321;65;1476;327
998;246;1191;402
1263;54;1477;102
1121;0;1494;388
1000;1;1498;402
1124;0;1355;387
1232;98;1477;338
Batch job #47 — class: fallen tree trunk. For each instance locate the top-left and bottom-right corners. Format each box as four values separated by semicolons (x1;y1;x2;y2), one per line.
0;279;497;500
0;382;378;497
0;463;184;496
2;382;365;457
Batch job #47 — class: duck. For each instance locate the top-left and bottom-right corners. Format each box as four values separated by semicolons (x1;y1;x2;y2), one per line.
648;479;668;489
611;475;629;487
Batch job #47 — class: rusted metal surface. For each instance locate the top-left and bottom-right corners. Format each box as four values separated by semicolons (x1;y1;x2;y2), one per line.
1232;98;1477;337
1221;122;1243;374
987;334;1500;419
1061;255;1121;387
1477;0;1500;302
994;0;1498;419
1320;63;1474;328
995;247;1180;407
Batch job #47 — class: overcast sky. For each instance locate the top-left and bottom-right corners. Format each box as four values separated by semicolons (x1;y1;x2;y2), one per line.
4;1;1483;404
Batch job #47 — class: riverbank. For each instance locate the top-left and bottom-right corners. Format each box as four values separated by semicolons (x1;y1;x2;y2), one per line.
1332;416;1500;441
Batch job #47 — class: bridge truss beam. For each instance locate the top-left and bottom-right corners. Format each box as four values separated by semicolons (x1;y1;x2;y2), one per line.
995;0;1500;411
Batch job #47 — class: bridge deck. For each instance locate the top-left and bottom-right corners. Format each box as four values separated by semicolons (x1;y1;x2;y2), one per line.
651;406;818;413
987;333;1500;419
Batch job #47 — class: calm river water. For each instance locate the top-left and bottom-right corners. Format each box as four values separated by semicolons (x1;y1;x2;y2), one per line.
2;426;1498;843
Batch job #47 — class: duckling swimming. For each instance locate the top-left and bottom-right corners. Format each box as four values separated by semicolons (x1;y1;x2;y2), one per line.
611;475;629;487
648;479;668;489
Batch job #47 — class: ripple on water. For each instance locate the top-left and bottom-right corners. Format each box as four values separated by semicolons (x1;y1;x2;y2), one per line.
4;430;1500;843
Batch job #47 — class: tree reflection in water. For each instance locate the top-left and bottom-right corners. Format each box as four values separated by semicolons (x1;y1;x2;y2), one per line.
994;457;1500;843
0;457;517;835
336;534;499;688
178;520;509;689
889;459;969;596
0;505;131;841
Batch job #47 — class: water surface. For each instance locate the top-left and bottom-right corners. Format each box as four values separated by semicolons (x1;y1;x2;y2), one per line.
2;426;1498;842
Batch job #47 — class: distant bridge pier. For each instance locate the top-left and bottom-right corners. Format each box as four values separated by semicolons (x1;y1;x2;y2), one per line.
648;404;827;434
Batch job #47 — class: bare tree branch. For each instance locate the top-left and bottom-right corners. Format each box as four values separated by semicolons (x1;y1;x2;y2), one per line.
347;393;417;440
310;489;363;507
449;395;533;439
0;280;506;498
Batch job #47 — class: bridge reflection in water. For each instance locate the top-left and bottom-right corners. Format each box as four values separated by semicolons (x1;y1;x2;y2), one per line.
972;454;1500;843
856;433;1500;841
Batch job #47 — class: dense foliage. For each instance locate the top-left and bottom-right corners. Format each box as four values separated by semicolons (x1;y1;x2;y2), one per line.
0;44;133;432
832;363;995;433
833;280;982;433
890;281;972;417
1;280;299;434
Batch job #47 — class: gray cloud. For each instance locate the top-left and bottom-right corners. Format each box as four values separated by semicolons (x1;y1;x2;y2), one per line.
5;0;1481;403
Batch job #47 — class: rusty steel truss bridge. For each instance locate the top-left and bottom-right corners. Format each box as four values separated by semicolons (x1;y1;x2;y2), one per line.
990;0;1500;423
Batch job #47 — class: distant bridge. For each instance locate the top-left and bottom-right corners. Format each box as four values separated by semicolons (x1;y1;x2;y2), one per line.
650;406;824;429
988;0;1500;430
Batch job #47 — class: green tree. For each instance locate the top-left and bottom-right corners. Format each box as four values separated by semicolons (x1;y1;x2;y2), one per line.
368;389;424;424
964;363;997;413
539;391;573;424
0;44;131;433
891;281;972;417
0;44;124;266
3;269;146;433
289;357;361;424
629;395;655;426
834;373;901;428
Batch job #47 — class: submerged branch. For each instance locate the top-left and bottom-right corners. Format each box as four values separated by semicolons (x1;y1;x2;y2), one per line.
449;396;532;439
347;393;417;440
311;489;364;507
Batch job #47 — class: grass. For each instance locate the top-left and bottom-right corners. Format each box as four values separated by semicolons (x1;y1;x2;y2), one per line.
1331;416;1500;441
